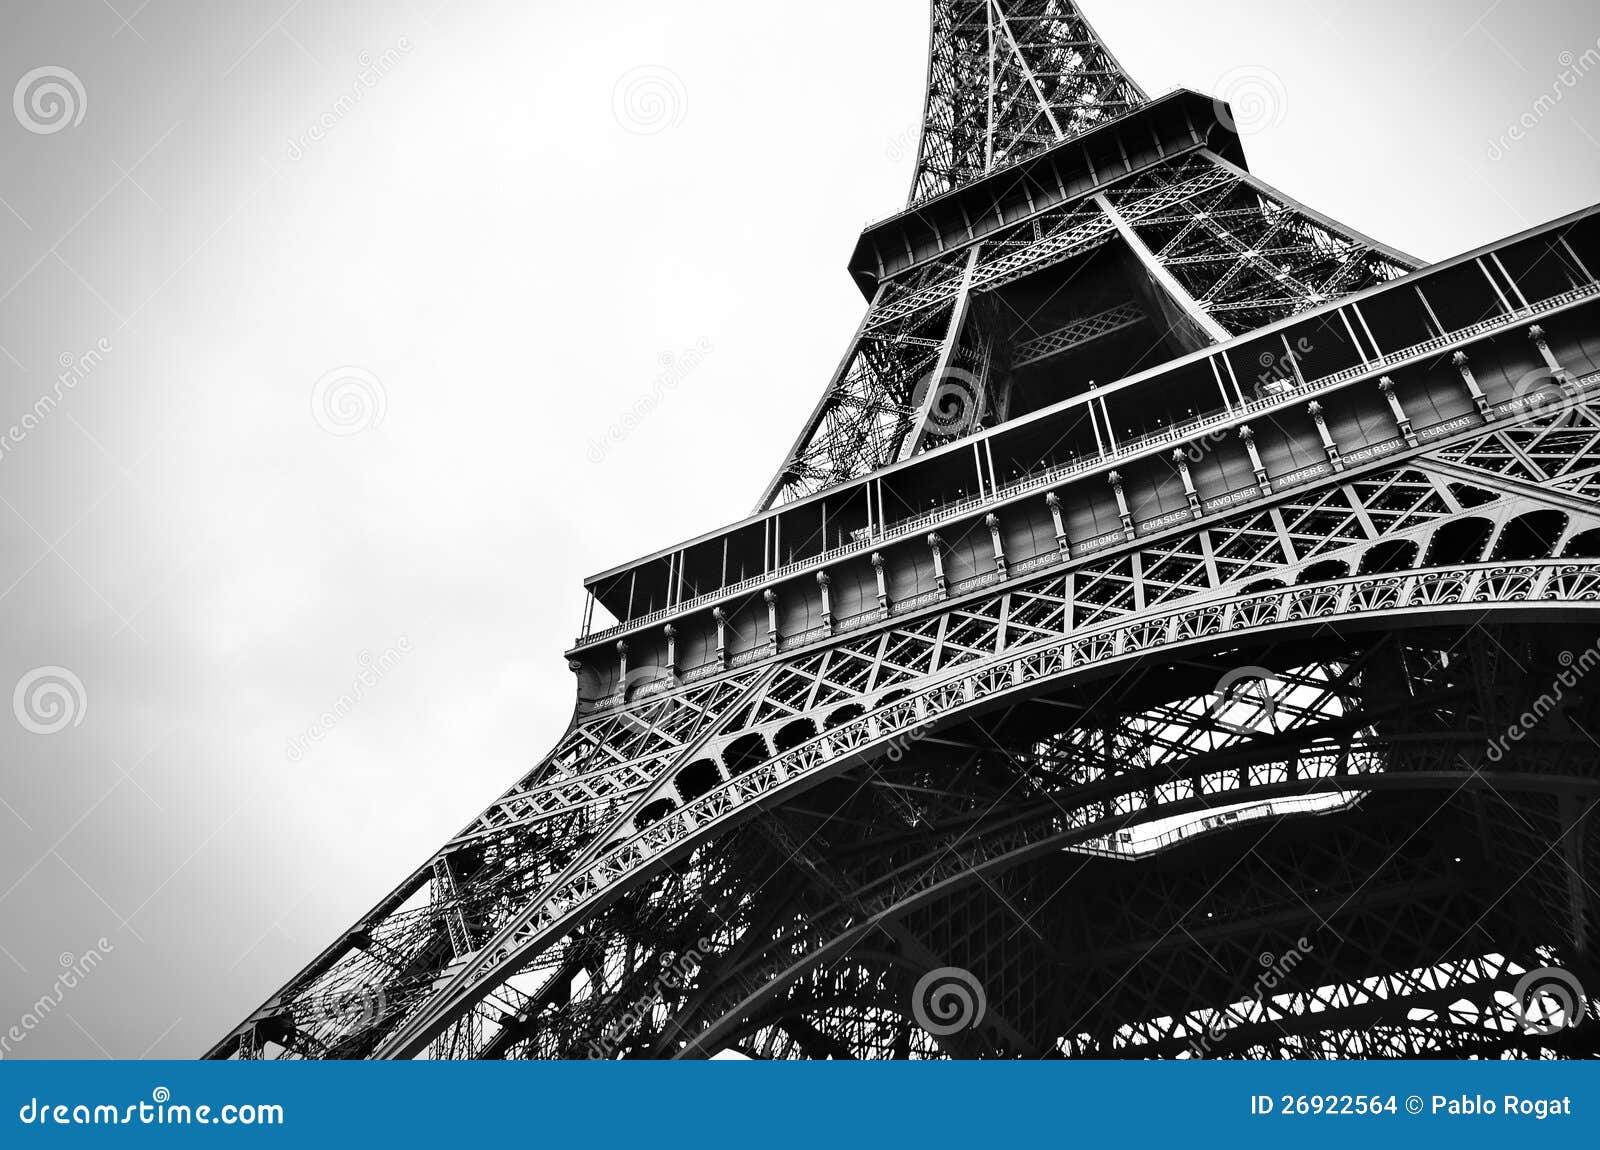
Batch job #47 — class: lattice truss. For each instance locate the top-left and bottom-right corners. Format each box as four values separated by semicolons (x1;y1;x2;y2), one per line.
764;153;1417;508
909;0;1147;205
219;399;1600;1059
1103;155;1416;335
246;624;1600;1060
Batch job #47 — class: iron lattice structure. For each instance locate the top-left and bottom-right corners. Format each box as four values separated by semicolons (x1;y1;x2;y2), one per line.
213;2;1600;1059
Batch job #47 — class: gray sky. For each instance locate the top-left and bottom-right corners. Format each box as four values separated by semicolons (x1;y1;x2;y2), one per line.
0;0;1596;1059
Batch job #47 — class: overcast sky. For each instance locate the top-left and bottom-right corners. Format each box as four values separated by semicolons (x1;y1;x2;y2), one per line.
0;0;1596;1059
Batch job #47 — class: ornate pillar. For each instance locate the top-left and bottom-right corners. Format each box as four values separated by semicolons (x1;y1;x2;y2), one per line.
816;570;833;634
1239;425;1271;497
1529;324;1577;394
763;588;780;652
1107;471;1134;540
871;552;889;618
1451;350;1490;417
1172;449;1201;518
1045;491;1070;557
985;513;1007;578
1307;401;1342;471
712;607;728;667
616;639;629;686
926;533;947;597
663;624;677;676
1378;376;1417;446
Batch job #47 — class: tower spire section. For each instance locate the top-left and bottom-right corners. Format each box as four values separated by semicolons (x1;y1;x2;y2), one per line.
755;0;1414;514
909;0;1147;206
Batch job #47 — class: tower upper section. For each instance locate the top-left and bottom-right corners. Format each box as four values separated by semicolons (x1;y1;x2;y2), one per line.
908;0;1147;206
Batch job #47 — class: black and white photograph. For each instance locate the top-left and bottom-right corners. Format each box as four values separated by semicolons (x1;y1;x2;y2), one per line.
2;0;1600;1136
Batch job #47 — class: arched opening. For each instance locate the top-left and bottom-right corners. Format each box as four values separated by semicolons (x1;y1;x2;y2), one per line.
635;798;677;829
1239;578;1286;595
1296;560;1349;585
722;732;769;775
1563;527;1600;559
1423;517;1493;566
1491;510;1567;561
876;689;912;708
1358;539;1419;576
824;704;866;730
675;759;722;802
773;717;817;752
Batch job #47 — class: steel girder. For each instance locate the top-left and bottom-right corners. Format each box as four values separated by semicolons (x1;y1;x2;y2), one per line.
212;397;1600;1057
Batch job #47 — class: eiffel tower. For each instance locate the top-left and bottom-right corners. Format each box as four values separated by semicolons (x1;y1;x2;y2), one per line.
213;2;1600;1059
